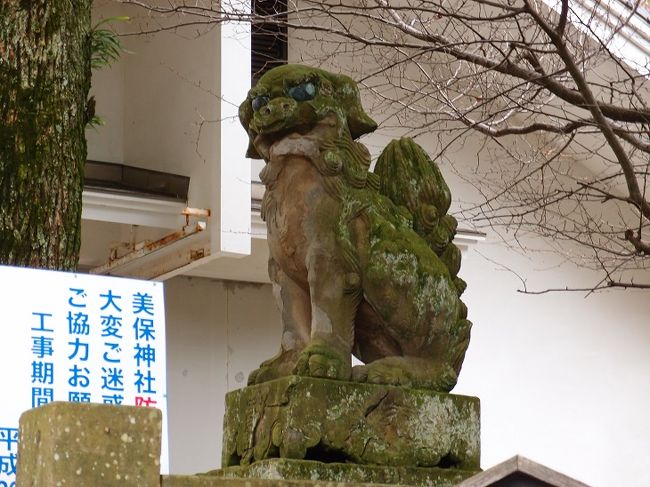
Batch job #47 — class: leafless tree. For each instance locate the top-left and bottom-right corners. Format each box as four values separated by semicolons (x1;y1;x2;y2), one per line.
117;0;650;290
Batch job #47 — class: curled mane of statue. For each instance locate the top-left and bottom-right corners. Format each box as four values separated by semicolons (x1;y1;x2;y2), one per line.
239;64;471;392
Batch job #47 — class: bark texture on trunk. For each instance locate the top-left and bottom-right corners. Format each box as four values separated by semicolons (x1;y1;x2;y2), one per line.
0;0;92;270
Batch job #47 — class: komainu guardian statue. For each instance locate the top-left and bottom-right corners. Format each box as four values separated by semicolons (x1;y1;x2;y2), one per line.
239;65;471;392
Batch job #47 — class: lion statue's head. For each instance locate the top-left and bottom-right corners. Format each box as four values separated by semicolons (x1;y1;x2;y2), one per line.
239;64;377;159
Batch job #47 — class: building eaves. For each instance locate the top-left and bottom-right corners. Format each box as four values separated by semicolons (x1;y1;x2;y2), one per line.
553;0;650;75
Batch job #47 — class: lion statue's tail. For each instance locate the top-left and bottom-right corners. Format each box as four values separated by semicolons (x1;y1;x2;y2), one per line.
373;137;466;297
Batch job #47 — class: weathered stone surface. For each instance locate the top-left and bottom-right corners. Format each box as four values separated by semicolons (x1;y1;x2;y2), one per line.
216;459;477;486
239;64;472;392
222;376;480;470
163;473;395;487
16;401;162;486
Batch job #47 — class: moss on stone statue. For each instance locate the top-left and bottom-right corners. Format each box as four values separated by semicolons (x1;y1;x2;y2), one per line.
221;376;480;473
163;473;396;487
240;64;472;392
214;459;477;487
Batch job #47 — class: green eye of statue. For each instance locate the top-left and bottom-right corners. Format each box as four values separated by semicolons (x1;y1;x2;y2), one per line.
288;82;316;101
252;96;269;112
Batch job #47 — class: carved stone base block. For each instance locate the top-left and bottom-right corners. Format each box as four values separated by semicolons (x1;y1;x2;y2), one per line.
217;458;478;486
221;375;480;482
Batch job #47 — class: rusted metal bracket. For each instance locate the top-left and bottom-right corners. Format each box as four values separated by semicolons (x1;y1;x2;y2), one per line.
90;222;209;280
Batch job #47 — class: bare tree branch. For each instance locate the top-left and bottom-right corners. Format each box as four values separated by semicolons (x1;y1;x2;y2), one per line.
115;0;650;290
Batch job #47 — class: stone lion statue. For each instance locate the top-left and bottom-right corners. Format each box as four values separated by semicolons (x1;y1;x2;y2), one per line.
239;65;471;392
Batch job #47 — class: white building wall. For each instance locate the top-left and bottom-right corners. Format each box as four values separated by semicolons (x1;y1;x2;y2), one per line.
88;1;222;212
456;243;650;487
163;276;281;474
86;2;126;164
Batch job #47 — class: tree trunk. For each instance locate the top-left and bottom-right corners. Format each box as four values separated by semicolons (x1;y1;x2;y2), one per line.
0;0;92;270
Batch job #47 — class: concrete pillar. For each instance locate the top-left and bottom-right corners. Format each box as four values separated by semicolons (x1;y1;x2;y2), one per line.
16;402;162;486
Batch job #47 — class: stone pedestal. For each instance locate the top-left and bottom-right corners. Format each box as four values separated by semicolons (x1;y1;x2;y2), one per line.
218;459;476;486
162;474;399;487
16;401;162;486
218;376;480;486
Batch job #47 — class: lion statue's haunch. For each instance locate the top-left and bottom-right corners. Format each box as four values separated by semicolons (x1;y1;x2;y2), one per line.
239;65;471;392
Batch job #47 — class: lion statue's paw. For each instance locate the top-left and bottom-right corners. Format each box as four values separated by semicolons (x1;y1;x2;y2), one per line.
352;361;411;387
352;357;458;392
293;342;352;381
248;349;299;385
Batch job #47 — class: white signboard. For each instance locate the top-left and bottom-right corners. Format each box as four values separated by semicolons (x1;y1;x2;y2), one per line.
0;265;168;486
